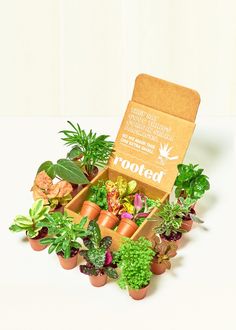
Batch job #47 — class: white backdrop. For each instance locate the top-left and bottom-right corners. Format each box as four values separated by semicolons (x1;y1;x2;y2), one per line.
1;0;236;116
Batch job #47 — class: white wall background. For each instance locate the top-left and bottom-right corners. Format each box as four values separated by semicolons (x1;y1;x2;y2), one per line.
1;0;236;117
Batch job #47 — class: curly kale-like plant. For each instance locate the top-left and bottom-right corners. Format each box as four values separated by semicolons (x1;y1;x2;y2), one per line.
9;199;50;238
59;121;114;179
88;181;108;210
174;163;210;200
114;237;155;290
39;213;88;258
79;220;118;279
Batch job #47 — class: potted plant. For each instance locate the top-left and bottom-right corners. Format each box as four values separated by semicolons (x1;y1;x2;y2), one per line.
9;199;50;251
97;176;137;229
116;193;161;237
79;220;118;287
114;237;155;300
32;158;89;212
174;163;210;208
80;181;108;221
151;237;178;275
59;121;114;181
39;212;88;269
179;197;204;232
154;201;185;246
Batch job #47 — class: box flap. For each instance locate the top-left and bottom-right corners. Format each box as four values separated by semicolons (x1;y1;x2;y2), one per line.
109;100;195;193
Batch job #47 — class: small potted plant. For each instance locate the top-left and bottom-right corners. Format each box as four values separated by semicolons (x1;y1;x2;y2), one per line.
80;181;108;221
151;236;178;275
9;199;50;251
179;197;204;232
116;193;161;237
39;213;88;269
114;237;155;300
32;158;89;212
79;220;118;287
154;201;185;246
60;121;114;181
97;176;137;229
174;163;210;208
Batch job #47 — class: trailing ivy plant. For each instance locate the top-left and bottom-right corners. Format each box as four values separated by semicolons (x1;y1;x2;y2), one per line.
114;237;155;290
9;199;50;238
88;181;108;210
59;121;114;179
174;163;210;200
39;213;88;258
79;220;118;279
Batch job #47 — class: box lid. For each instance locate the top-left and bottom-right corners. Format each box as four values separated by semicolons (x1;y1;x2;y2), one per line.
108;74;200;193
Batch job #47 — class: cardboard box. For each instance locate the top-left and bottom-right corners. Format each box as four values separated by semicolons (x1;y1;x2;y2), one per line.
65;74;200;250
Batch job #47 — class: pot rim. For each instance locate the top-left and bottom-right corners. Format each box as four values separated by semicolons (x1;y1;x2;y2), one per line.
120;217;138;229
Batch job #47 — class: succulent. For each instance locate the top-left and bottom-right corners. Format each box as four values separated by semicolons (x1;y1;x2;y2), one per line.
39;213;89;258
114;237;155;290
9;199;50;238
174;163;210;200
79;220;118;278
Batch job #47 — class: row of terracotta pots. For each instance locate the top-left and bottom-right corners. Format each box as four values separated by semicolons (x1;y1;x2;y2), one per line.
80;201;139;237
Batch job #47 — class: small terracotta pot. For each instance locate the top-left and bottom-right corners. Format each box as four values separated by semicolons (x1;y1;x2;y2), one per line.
128;285;149;300
116;218;139;237
80;201;101;220
97;210;119;229
89;274;107;287
151;260;167;275
181;219;193;232
162;237;182;248
27;227;48;251
57;253;78;270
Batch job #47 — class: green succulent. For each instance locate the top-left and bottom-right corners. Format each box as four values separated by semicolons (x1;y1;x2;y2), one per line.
114;237;155;290
39;213;89;259
9;199;50;238
174;163;210;200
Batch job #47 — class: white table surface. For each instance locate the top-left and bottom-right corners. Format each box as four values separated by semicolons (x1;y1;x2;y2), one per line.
0;115;235;330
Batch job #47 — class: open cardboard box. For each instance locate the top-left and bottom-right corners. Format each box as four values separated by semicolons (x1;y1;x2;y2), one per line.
65;74;200;250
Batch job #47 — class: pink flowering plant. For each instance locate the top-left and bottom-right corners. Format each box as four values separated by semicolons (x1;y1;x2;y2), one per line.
79;220;118;279
120;193;161;226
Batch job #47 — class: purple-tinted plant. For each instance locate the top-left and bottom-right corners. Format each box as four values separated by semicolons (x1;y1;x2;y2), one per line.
121;193;161;226
79;220;118;279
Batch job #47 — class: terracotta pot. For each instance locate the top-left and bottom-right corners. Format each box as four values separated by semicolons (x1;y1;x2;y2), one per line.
89;274;107;287
27;227;48;251
128;285;149;300
161;237;182;248
116;218;139;237
97;210;119;229
80;201;101;220
57;251;78;270
181;219;193;232
151;260;167;275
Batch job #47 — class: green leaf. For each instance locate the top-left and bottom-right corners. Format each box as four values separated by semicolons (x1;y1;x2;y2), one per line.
104;267;118;279
40;237;55;245
30;199;44;218
9;224;23;232
88;220;101;247
48;244;57;254
100;236;112;249
67;146;83;160
88;248;106;268
37;161;56;179
55;159;89;184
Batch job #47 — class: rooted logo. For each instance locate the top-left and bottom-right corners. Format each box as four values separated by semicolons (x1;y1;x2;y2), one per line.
113;156;165;183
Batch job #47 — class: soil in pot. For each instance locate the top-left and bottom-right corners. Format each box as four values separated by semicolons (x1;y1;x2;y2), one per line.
80;201;101;220
27;227;48;251
57;248;79;270
128;284;149;300
97;210;119;229
181;208;196;232
89;273;107;287
161;232;182;248
86;166;99;181
151;259;167;275
116;218;138;237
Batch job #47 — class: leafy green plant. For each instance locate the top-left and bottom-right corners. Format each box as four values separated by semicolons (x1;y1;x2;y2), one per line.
9;199;50;238
37;158;89;184
114;237;155;290
152;238;177;268
88;181;108;210
59;121;114;178
154;201;184;237
79;220;118;278
39;213;88;258
179;197;204;224
174;163;210;200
